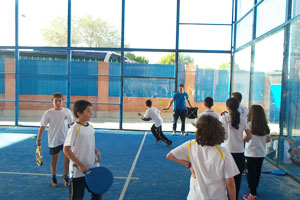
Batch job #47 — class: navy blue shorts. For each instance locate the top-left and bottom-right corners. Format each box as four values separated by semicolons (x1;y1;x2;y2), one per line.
49;144;63;155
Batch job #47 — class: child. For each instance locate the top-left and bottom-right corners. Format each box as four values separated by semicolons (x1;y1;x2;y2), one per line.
138;99;172;146
243;105;270;200
199;97;219;119
167;115;239;200
36;92;74;187
63;100;102;200
220;98;251;199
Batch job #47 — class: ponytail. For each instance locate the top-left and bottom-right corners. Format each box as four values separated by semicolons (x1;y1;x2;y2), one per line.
226;98;240;129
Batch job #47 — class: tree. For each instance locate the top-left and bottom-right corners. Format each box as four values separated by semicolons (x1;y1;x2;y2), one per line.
157;53;194;65
218;62;239;70
42;15;121;47
125;53;149;64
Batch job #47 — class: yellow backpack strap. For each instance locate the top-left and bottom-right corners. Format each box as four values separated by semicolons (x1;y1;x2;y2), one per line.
76;124;82;136
215;145;225;161
187;141;197;161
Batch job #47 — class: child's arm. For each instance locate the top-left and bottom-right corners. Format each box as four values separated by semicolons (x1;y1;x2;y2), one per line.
36;126;46;146
225;177;236;200
243;129;251;142
166;152;195;178
95;148;101;163
137;113;151;121
266;135;271;143
63;146;89;173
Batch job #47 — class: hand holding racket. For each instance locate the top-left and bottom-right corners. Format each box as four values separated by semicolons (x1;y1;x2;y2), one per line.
84;167;114;194
35;145;43;167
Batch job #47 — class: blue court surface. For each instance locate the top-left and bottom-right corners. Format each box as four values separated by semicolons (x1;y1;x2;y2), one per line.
0;127;299;200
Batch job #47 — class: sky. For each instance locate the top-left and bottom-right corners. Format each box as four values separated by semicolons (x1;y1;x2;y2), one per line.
0;0;285;70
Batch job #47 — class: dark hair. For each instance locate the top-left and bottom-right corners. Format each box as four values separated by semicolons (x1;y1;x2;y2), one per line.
73;100;92;118
195;115;225;146
204;97;213;108
146;99;152;107
226;98;240;129
232;92;242;103
52;92;63;100
179;84;184;88
248;105;270;136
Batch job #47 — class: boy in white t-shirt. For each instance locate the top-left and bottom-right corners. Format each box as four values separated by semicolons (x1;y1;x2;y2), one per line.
167;115;239;200
63;100;102;200
36;92;74;187
192;97;219;127
138;99;172;146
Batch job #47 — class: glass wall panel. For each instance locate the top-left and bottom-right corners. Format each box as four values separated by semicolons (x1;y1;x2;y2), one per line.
122;77;175;131
0;49;15;124
256;0;286;37
125;0;176;49
88;104;120;129
179;25;231;50
0;1;15;46
232;46;251;105
180;0;232;24
19;102;52;126
292;0;300;17
72;0;121;48
280;19;300;179
236;12;253;48
237;0;254;20
19;0;68;46
253;31;284;166
176;53;230;132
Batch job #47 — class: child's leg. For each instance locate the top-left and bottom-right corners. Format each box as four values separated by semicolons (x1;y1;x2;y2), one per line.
231;153;244;198
91;193;102;200
150;124;160;141
51;153;60;176
71;177;86;200
157;126;172;144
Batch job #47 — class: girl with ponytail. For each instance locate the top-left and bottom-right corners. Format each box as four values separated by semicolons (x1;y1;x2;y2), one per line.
221;97;251;199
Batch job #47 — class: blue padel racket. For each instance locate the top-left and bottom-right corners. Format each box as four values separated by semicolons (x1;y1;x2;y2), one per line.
262;169;286;176
84;167;113;194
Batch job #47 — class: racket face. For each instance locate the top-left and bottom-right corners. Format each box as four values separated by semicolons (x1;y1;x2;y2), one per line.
35;146;43;167
85;167;113;194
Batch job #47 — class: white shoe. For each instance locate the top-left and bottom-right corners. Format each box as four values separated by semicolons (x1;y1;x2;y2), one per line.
182;131;188;136
172;131;176;136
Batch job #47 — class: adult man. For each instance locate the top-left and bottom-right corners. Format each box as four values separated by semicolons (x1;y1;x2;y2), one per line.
165;84;192;136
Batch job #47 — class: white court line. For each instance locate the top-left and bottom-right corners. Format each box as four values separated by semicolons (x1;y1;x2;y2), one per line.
119;131;148;200
0;171;139;180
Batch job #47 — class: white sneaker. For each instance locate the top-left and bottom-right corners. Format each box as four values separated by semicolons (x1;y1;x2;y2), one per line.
172;131;176;136
182;131;188;136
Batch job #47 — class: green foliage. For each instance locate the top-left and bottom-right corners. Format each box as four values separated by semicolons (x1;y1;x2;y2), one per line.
125;53;149;64
157;53;194;65
218;62;239;70
42;15;120;47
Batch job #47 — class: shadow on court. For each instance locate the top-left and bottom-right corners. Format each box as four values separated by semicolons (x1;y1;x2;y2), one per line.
0;127;299;200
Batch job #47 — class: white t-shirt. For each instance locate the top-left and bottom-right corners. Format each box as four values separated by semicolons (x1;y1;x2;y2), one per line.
171;139;239;200
239;104;249;120
64;122;99;178
221;113;249;153
199;109;219;120
245;122;269;157
144;106;163;127
40;108;74;148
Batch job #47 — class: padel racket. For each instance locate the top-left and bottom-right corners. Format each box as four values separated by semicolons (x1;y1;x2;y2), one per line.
262;169;286;176
35;145;43;167
84;167;113;194
162;108;169;111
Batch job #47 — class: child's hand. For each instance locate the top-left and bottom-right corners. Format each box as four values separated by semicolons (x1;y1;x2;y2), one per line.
190;167;196;179
78;164;89;173
95;151;101;163
36;139;41;146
